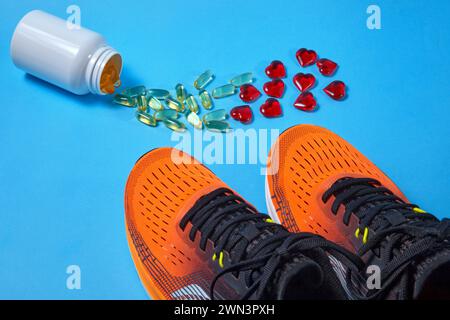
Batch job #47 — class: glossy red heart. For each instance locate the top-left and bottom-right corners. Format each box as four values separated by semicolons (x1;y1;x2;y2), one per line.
323;81;346;100
316;58;338;76
265;60;286;78
263;79;285;98
260;98;282;118
296;48;318;67
294;92;317;111
239;84;261;103
230;105;253;124
293;73;316;92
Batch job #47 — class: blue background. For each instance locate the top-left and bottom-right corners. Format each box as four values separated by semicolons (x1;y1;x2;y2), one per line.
0;0;449;299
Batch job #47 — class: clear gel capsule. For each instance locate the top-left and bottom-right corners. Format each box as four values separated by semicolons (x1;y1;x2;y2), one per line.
155;109;178;121
203;109;227;123
212;84;236;99
122;85;146;98
163;118;186;132
148;96;164;111
166;97;184;112
199;90;213;110
136;111;157;127
146;89;170;100
136;95;148;112
187;112;203;129
175;83;187;103
194;70;214;90
185;94;199;113
204;120;231;133
113;94;136;107
230;72;253;87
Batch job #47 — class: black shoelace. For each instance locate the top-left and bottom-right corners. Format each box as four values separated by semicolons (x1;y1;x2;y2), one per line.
180;188;363;300
323;177;450;298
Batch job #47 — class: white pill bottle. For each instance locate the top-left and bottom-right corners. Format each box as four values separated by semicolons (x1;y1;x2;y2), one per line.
10;10;122;95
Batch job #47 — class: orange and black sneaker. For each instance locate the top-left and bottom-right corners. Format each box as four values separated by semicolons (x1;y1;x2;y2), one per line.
125;147;363;300
266;124;450;299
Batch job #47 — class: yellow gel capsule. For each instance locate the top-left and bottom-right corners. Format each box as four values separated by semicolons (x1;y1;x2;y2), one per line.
155;109;178;121
199;90;213;110
147;89;170;100
137;95;148;112
212;84;236;99
148;96;164;111
175;83;187;104
185;94;199;113
194;70;214;90
166;97;184;112
202;109;227;123
187;112;203;130
230;72;253;87
122;86;146;98
204;120;231;133
113;94;136;107
163;118;186;132
136;111;157;127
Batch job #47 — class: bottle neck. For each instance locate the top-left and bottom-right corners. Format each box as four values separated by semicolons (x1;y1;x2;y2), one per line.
85;46;122;95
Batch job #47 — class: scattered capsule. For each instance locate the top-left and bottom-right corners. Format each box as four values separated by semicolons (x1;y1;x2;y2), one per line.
185;94;199;113
202;109;227;123
163;118;186;132
199;90;214;110
166;97;185;112
114;79;122;88
155;109;178;121
136;111;157;127
194;70;215;90
204;120;231;133
113;94;136;107
122;85;146;98
230;72;253;87
146;89;170;100
175;83;187;104
212;84;236;99
187;112;203;130
137;95;148;112
148;96;164;111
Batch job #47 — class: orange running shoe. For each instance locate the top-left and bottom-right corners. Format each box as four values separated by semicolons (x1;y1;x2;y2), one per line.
266;124;450;299
125;147;363;300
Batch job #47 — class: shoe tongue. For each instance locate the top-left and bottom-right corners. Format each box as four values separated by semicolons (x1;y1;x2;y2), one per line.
207;192;339;299
272;254;324;300
413;248;450;299
228;223;326;299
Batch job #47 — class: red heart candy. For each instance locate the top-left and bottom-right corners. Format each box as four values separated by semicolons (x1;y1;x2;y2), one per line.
265;60;286;78
239;84;261;103
296;48;318;67
323;81;346;100
263;79;285;98
316;58;338;76
294;92;317;111
293;73;316;92
230;105;253;124
260;98;282;118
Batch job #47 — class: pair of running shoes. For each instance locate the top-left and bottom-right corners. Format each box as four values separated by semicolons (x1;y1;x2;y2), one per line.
124;125;450;300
